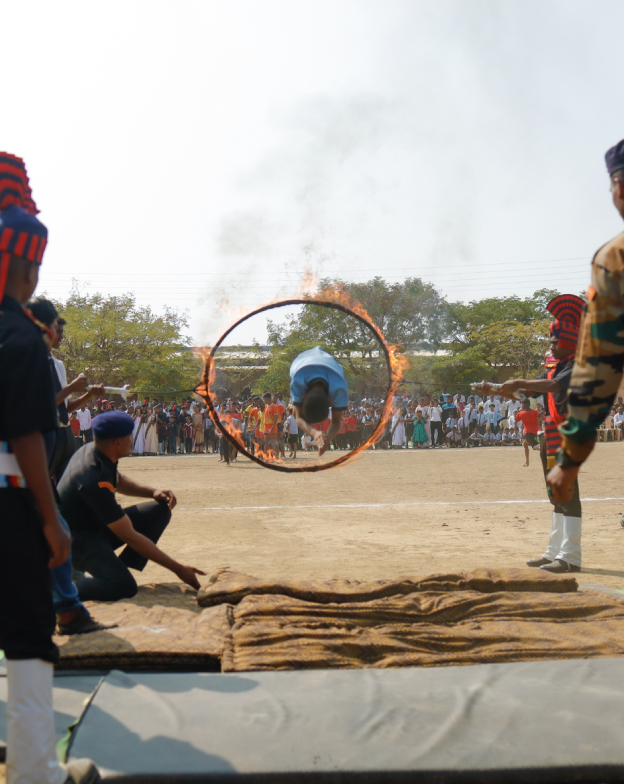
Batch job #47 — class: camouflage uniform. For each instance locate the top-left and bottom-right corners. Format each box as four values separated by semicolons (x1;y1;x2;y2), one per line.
560;232;624;464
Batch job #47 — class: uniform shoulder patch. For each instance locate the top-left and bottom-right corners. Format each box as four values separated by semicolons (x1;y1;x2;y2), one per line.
98;481;115;492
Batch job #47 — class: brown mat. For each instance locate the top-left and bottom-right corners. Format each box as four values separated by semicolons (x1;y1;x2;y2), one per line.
55;584;232;671
198;570;624;672
197;567;579;608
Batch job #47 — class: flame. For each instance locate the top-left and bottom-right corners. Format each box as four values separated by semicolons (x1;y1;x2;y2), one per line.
197;276;408;472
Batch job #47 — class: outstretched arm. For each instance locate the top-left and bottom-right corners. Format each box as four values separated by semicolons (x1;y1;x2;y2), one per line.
108;515;204;588
324;409;344;448
484;378;561;399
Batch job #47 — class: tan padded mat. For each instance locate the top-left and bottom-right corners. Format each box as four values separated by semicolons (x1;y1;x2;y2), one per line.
55;583;231;671
197;567;579;607
196;569;624;673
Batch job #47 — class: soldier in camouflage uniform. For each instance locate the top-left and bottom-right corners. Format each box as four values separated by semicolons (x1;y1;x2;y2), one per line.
548;139;624;505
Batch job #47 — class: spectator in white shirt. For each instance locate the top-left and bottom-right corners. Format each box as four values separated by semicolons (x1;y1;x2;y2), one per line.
484;394;501;412
465;403;478;427
447;426;462;447
485;404;503;433
476;405;488;435
76;404;93;443
429;398;444;447
285;409;299;458
468;424;483;446
452;389;465;406
614;405;624;439
482;424;496;446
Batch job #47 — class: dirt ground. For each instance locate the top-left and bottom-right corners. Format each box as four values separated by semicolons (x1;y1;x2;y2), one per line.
116;441;624;591
1;444;622;781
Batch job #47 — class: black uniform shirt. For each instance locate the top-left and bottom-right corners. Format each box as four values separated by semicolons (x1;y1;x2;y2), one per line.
0;296;57;444
536;357;574;418
57;442;125;532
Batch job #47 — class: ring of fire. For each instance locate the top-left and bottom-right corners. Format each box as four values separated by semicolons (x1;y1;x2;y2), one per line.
197;296;404;473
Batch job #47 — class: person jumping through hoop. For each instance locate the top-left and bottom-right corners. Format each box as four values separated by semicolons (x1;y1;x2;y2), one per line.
290;346;348;456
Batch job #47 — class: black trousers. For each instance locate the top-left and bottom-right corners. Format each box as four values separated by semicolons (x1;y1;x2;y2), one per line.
540;438;582;517
0;489;58;662
430;421;443;445
50;425;76;484
72;501;172;602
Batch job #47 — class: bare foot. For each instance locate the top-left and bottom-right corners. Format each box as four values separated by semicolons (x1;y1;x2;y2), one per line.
522;462;529;467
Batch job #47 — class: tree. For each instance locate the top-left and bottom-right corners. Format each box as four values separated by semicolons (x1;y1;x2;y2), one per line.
52;290;202;394
447;288;560;348
473;320;551;377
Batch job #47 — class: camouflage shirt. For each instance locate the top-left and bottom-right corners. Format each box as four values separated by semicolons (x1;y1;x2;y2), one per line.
560;231;624;463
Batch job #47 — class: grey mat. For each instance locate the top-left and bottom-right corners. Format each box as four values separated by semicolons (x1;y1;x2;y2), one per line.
579;583;624;599
0;674;101;762
69;659;624;782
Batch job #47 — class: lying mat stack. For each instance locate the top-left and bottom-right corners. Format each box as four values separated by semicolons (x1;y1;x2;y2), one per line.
55;568;624;672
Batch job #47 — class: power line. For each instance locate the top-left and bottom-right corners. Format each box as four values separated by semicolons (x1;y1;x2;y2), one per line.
39;255;592;278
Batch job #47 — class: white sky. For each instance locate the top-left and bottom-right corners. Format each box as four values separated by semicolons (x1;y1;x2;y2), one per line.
4;0;624;345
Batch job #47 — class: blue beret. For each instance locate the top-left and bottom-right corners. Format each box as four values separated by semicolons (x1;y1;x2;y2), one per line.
605;139;624;176
92;411;135;440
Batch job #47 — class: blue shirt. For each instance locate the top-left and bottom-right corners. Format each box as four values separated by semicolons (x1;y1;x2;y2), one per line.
290;346;349;410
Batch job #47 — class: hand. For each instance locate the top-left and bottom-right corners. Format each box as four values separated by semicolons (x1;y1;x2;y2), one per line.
312;429;326;455
495;380;525;400
175;564;206;590
89;384;105;396
70;376;89;394
546;465;580;504
154;488;177;510
44;518;71;568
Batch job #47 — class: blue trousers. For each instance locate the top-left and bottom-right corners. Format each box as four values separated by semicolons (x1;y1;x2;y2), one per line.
50;514;84;614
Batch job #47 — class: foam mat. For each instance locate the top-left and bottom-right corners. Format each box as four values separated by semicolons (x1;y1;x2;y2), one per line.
68;660;624;782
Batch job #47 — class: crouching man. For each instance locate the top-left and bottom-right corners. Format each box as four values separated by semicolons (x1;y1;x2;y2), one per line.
58;411;205;601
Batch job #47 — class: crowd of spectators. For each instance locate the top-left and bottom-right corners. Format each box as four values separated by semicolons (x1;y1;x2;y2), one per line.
70;384;624;462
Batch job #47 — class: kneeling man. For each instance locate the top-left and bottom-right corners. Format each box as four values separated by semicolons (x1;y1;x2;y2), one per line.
290;345;349;456
58;411;205;601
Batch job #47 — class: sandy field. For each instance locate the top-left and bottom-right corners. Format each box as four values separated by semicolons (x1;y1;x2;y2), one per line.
1;443;623;781
116;441;624;591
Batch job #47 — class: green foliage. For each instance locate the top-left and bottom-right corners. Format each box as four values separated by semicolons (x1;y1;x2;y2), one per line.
447;288;560;348
51;291;202;394
472;319;551;377
253;281;567;394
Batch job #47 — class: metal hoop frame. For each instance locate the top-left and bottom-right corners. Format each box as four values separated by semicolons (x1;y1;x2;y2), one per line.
197;298;397;473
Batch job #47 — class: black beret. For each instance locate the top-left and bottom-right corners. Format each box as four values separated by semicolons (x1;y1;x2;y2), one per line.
605;139;624;176
92;411;135;440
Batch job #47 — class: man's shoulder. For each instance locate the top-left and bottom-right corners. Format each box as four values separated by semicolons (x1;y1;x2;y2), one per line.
0;304;47;355
593;231;624;271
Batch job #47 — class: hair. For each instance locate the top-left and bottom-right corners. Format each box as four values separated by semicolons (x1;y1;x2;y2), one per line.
301;388;330;423
611;168;624;183
521;399;531;409
26;296;58;326
262;392;272;401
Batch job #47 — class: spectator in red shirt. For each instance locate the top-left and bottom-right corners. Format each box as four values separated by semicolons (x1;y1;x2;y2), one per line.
515;400;542;467
69;410;82;447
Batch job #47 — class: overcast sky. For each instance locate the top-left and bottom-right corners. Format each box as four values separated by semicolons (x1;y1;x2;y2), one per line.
4;0;624;345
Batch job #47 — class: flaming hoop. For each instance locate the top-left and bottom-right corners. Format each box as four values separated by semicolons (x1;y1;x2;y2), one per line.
197;295;405;473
